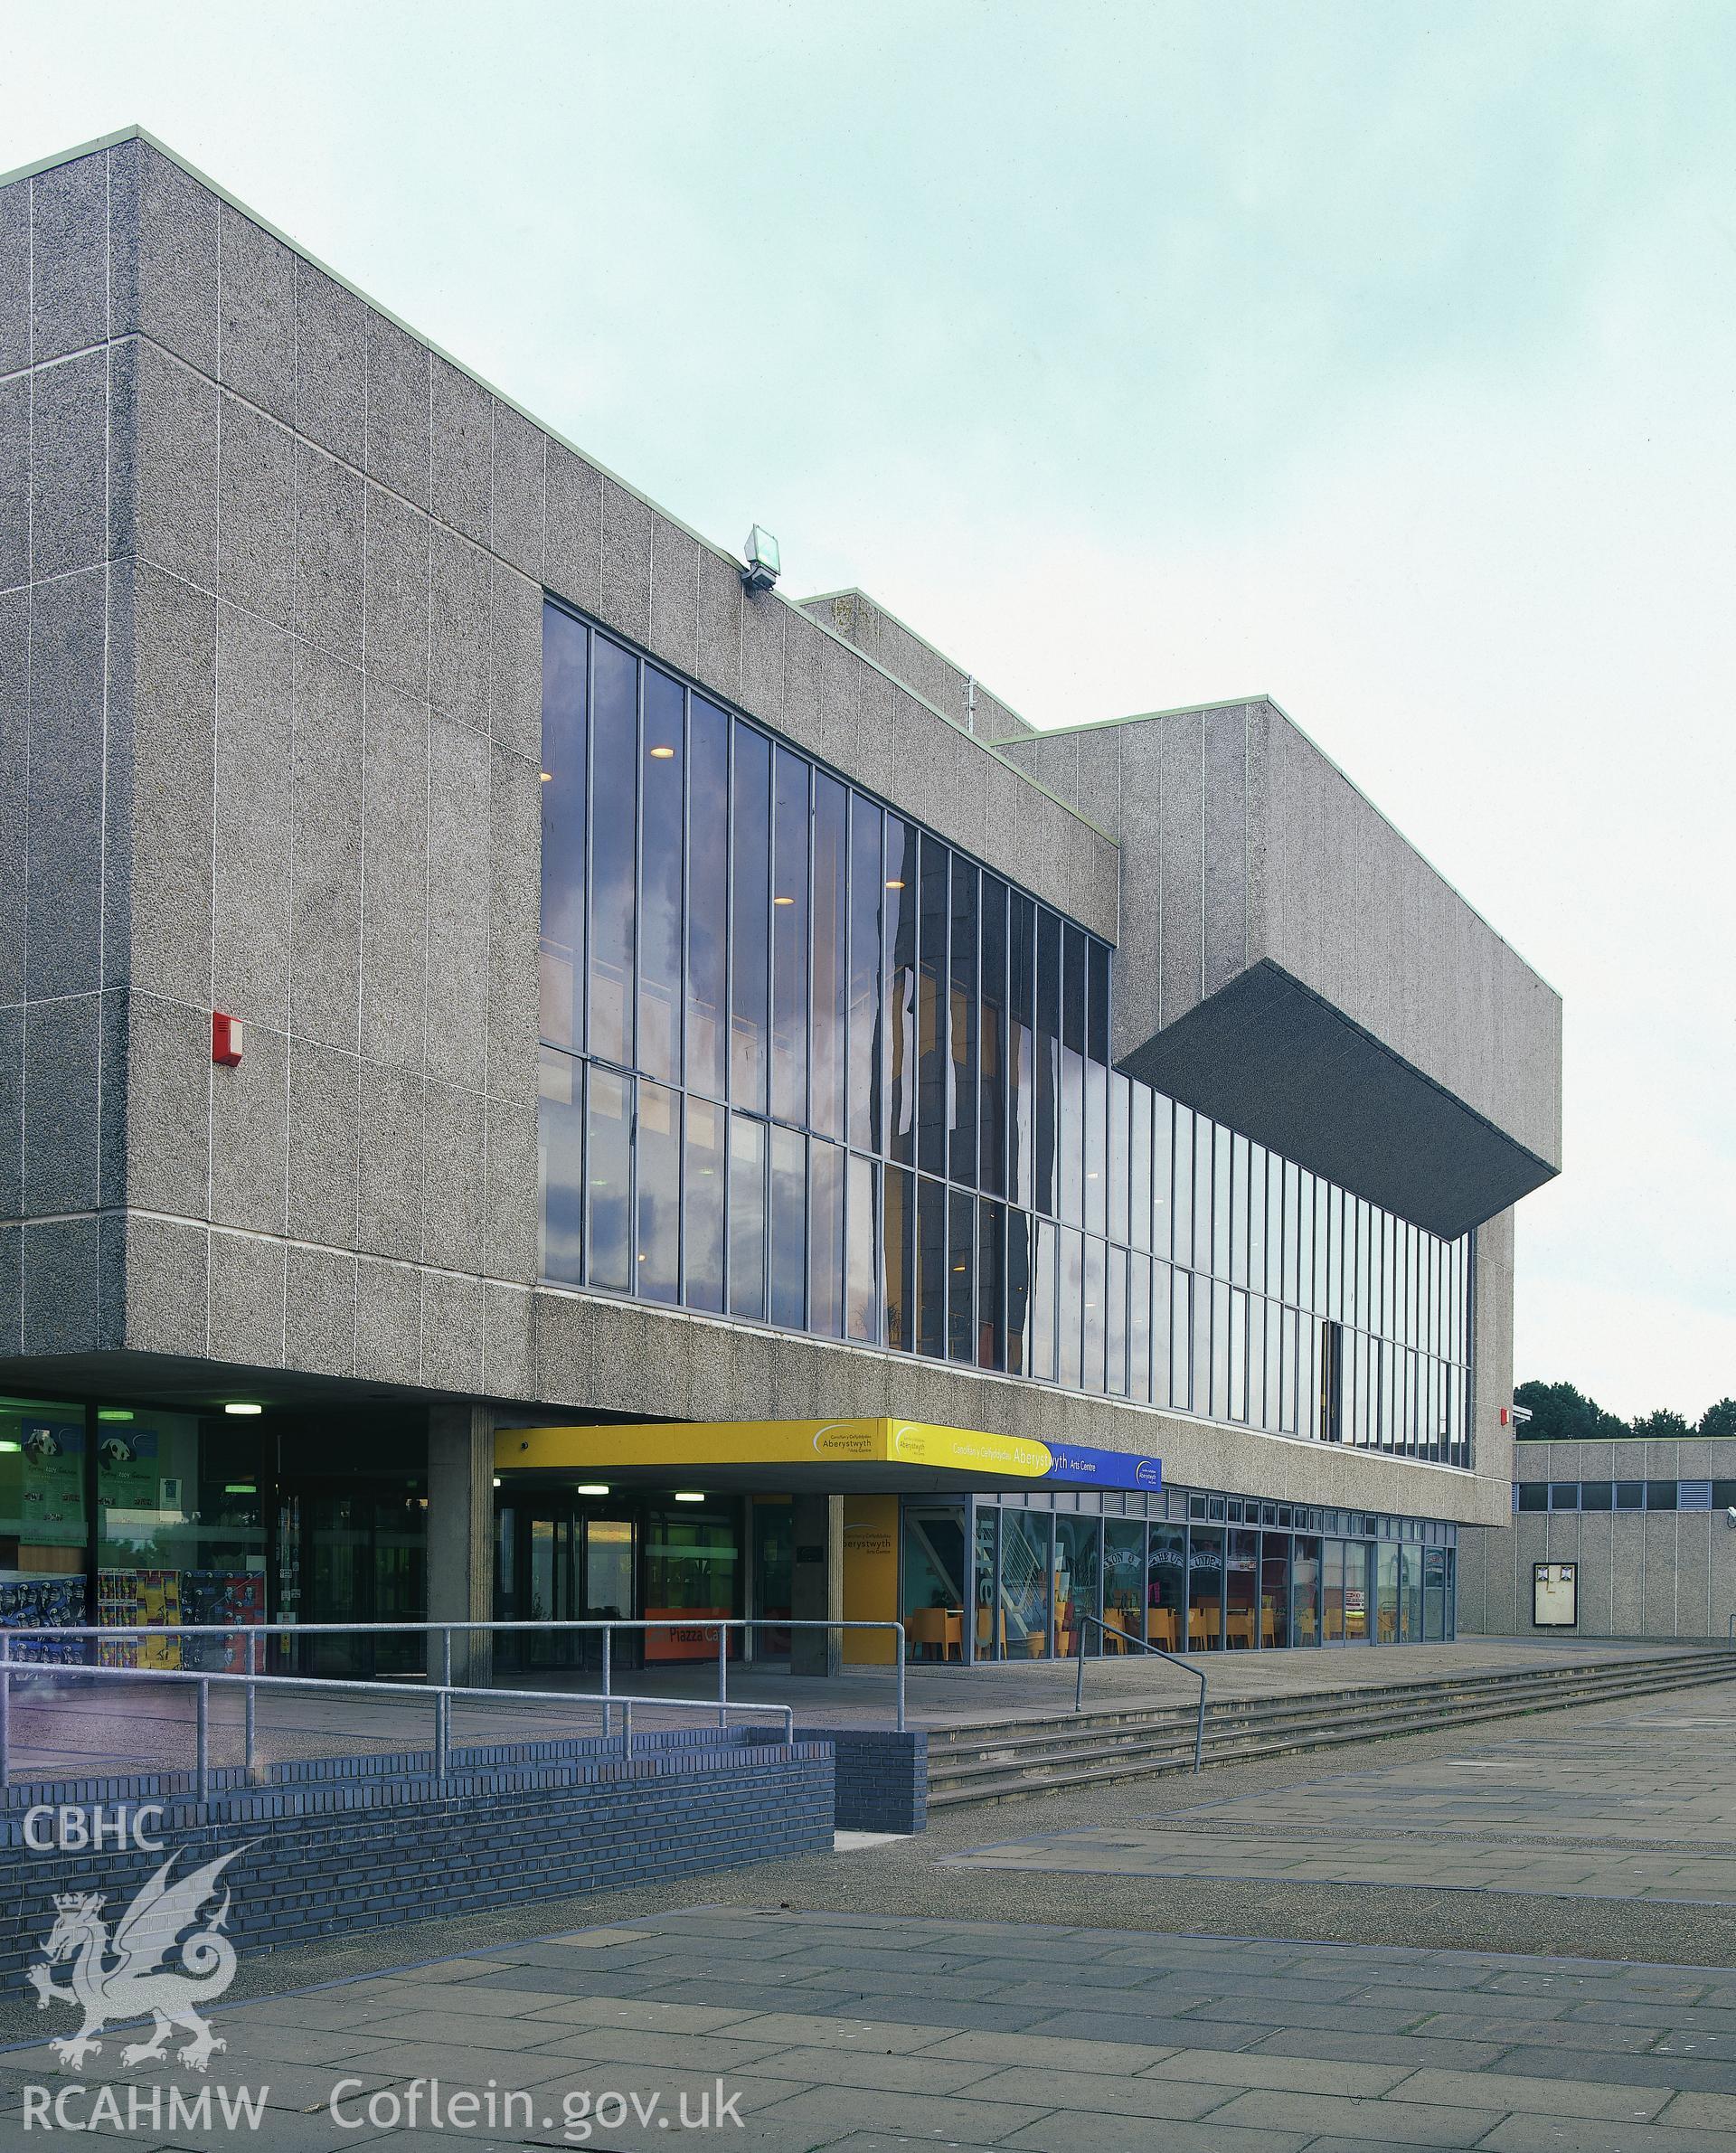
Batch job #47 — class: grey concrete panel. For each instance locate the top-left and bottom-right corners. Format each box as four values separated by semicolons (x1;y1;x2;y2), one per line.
208;1228;286;1368
293;440;364;666
531;1287;595;1408
1641;1514;1676;1636
1072;730;1121;846
1156;710;1203;1021
100;562;135;991
486;741;539;1104
355;1253;421;1384
0;175;28;374
428;524;490;728
890;694;985;864
811;614;859;775
597;477;652;645
420;1267;484;1392
1676;1516;1712;1638
481;1279;534;1400
110;339;221;592
694;541;742;704
681;1317;733;1420
1576;1508;1614;1636
121;1210;209;1356
0;1224;20;1358
647;515;699;680
286;1041;359;1247
782;604;825;758
0;373;25;592
21;993;100;1216
1609;1508;1645;1636
590;1297;686;1421
22;1216;99;1355
284;1242;356;1378
0;1006;19;1218
739;590;785;729
484;1093;538;1285
217;392;296;627
422;1080;486;1272
29;346;108;581
357;1060;424;1261
210;1019;288;1235
30;153;108;364
488;559;542;763
425;713;490;1091
129;562;216;1004
1201;706;1248;999
24;566;106;998
775;1326;831;1429
293;258;366;467
542;442;603;619
729;1324;774;1419
212;601;294;1029
218;202;297;424
1121;963;1555;1241
850;659;897;798
124;991;210;1218
289;641;363;1047
363;480;429;700
358;679;428;1071
490;401;542;580
112;140;220;373
430;355;491;546
364;312;430;509
98;987;128;1211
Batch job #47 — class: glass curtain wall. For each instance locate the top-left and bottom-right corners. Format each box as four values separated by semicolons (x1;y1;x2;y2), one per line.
539;601;1474;1464
960;1499;1454;1660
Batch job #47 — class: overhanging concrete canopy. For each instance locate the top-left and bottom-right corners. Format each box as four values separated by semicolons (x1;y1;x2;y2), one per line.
1119;961;1556;1241
995;697;1562;1239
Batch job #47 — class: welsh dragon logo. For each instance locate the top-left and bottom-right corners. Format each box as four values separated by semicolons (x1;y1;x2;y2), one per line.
27;1846;247;2073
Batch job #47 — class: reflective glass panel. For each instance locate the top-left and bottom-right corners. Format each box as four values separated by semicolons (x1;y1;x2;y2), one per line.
637;665;684;1083
539;608;588;1050
589;637;637;1066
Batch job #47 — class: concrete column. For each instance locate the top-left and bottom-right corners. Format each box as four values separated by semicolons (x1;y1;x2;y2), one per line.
790;1493;844;1676
428;1404;495;1685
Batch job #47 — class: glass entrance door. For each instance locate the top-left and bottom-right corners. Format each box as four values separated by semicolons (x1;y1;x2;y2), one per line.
750;1499;793;1658
497;1500;636;1670
288;1487;428;1677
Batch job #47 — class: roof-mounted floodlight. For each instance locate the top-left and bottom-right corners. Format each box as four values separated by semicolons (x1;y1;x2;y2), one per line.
741;525;780;593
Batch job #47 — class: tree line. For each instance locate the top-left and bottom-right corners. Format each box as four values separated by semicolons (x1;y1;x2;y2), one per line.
1514;1380;1736;1442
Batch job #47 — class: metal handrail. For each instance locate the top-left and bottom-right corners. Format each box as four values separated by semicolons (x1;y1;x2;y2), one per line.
0;1648;798;1804
0;1616;906;1728
0;1616;907;1799
1073;1614;1207;1772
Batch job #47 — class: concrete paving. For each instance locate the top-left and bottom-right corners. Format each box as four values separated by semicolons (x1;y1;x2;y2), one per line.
5;1669;1736;2147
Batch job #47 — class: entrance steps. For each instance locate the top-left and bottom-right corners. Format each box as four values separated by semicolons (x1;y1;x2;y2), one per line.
926;1648;1736;1810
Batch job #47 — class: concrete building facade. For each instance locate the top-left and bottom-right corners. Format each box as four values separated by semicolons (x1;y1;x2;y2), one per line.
0;130;1561;1677
1459;1438;1736;1643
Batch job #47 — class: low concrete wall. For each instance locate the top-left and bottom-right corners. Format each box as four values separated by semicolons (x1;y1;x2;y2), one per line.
0;1730;833;1984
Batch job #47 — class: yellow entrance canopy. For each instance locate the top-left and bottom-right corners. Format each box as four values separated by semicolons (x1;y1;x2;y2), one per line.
496;1418;1161;1495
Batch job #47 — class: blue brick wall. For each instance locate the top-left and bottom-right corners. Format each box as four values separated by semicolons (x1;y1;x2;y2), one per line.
746;1724;927;1833
0;1732;834;1985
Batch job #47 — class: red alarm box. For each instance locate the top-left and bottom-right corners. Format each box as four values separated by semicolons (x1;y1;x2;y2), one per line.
212;1012;244;1067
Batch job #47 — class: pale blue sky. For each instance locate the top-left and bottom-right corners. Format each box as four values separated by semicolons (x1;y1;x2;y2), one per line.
6;1;1732;1415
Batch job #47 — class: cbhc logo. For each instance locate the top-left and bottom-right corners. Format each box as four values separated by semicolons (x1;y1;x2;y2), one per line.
24;1806;166;1852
